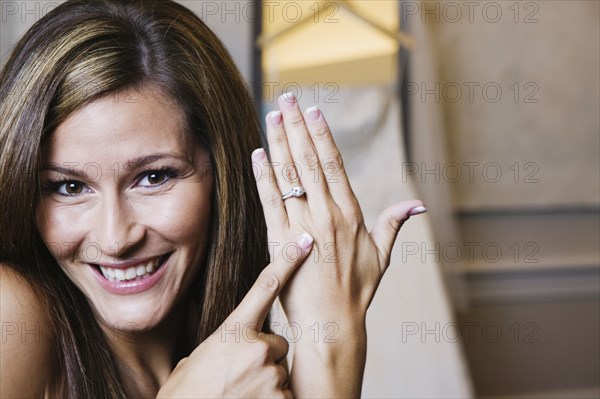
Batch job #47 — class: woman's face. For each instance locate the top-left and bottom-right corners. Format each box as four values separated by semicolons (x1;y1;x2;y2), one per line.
36;85;213;332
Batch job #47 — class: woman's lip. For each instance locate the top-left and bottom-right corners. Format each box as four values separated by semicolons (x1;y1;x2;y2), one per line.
90;252;172;295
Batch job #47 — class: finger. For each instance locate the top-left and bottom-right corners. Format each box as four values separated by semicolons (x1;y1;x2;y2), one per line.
277;93;330;210
226;232;314;328
265;364;289;392
278;356;290;389
258;333;289;363
302;105;358;210
173;357;187;371
275;363;289;390
265;108;305;218
282;388;293;399
369;201;426;272
252;148;289;232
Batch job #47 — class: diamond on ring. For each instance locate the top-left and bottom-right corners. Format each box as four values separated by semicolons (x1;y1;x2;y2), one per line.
282;186;306;201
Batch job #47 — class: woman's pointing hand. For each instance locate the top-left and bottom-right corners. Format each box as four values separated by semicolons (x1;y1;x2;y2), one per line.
157;232;314;399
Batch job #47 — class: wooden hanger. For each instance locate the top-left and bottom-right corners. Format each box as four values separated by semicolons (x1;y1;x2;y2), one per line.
256;0;415;50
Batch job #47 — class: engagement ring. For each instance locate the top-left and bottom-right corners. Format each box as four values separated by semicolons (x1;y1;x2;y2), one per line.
282;186;306;201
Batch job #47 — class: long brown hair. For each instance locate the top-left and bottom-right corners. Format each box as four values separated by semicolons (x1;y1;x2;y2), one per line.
0;0;268;397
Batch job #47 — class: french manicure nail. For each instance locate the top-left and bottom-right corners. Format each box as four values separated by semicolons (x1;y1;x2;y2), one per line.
305;106;321;121
297;232;314;250
408;206;428;216
252;148;266;160
281;92;296;106
269;110;282;125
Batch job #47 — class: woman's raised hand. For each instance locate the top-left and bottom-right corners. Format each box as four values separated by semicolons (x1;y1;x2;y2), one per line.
252;93;426;396
156;233;314;399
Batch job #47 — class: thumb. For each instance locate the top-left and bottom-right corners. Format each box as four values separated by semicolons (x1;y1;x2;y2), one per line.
369;200;426;272
225;232;314;330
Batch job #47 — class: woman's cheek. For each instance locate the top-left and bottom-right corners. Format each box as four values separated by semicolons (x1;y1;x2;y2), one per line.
140;182;212;243
36;200;89;263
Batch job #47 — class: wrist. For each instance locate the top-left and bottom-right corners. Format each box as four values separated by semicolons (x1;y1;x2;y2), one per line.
292;318;367;375
293;318;365;345
290;324;367;398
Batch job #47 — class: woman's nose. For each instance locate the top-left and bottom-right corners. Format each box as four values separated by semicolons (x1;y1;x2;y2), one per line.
92;197;145;260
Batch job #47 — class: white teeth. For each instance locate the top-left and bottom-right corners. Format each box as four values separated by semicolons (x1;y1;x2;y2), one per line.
125;268;137;280
114;269;125;280
97;256;164;282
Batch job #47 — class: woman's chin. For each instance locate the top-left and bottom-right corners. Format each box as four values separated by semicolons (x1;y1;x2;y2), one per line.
92;300;170;334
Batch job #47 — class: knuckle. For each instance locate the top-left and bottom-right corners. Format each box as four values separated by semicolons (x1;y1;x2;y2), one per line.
257;271;280;293
257;331;271;343
300;149;319;169
387;216;402;232
349;218;361;235
265;191;284;208
266;365;281;381
344;206;364;229
322;152;344;174
252;340;270;363
269;130;288;145
312;125;331;141
344;205;364;227
274;334;289;352
322;212;337;233
281;163;299;183
286;113;305;128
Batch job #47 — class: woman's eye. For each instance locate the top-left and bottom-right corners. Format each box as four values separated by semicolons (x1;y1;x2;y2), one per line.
138;170;171;187
56;181;88;196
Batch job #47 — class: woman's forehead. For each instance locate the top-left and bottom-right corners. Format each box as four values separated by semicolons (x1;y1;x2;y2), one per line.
44;86;190;163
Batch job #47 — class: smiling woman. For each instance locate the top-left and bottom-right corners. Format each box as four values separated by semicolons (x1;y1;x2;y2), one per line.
1;1;269;396
0;1;425;398
36;85;214;329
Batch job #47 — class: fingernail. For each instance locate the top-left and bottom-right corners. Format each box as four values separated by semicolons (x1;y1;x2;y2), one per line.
269;110;282;125
297;232;314;250
305;106;321;122
408;206;428;216
252;148;266;160
281;92;296;107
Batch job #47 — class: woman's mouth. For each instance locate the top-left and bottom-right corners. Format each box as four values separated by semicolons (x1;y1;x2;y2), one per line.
90;253;172;295
97;256;163;282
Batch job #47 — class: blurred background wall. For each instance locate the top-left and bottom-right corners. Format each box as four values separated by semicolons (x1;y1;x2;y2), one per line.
2;1;599;398
408;1;600;397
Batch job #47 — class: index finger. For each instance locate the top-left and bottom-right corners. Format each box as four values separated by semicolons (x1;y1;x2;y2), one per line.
225;232;314;329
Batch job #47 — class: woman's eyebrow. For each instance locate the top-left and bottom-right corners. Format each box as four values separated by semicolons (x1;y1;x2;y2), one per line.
39;163;87;178
40;154;188;177
122;153;188;171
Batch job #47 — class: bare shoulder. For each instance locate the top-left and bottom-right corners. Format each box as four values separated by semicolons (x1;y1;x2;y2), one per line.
1;263;55;398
